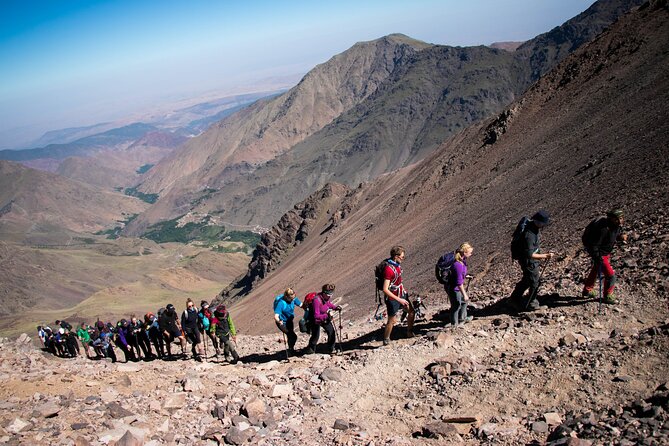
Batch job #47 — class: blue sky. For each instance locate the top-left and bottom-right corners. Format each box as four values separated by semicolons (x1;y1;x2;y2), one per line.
0;0;595;148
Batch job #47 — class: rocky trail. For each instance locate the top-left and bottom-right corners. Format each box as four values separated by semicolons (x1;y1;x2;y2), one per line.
1;240;667;446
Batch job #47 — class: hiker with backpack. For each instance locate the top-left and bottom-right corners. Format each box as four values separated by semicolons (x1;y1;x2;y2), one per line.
159;304;187;359
92;321;117;362
378;246;414;346
581;209;628;304
130;316;154;360
305;284;342;354
181;298;205;361
445;243;474;327
274;288;303;355
509;210;556;311
212;305;240;363
115;319;137;362
199;301;220;357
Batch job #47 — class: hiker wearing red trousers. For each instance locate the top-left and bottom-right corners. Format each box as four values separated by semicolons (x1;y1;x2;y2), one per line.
581;209;628;304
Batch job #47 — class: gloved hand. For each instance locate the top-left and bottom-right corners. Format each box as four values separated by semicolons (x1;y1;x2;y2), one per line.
336;305;342;311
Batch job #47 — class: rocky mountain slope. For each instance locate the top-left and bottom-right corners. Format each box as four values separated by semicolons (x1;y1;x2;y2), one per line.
127;34;430;235
224;0;669;333
126;0;645;232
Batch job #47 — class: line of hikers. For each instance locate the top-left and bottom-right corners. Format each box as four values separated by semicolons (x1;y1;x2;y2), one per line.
36;208;627;361
273;208;627;354
36;299;240;363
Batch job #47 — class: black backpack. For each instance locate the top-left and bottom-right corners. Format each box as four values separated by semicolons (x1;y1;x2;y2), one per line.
511;216;530;260
374;259;399;291
435;251;456;284
582;216;606;252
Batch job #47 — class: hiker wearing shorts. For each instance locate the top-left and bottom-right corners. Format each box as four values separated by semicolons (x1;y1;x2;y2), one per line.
448;243;474;327
382;246;414;345
274;288;303;354
581;209;628;304
306;284;341;354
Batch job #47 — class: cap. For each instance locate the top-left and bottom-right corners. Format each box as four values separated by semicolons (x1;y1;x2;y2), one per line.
531;210;551;225
201;300;209;307
166;304;175;311
607;208;624;218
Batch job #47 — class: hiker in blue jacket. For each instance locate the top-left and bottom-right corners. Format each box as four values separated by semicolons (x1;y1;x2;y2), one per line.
274;288;303;354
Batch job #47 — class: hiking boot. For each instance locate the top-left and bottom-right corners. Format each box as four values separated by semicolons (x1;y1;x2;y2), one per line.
406;331;415;339
459;316;474;324
382;338;390;346
304;348;315;355
581;289;597;299
604;294;617;304
526;300;541;311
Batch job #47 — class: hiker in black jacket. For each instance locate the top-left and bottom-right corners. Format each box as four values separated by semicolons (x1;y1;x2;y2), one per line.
509;210;555;311
181;298;205;361
581;209;627;304
159;304;187;359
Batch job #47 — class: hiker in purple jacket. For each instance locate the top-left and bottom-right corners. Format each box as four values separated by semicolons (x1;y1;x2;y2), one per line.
448;243;474;327
306;284;341;354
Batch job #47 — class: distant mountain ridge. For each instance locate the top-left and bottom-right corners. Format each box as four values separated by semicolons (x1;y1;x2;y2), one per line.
126;0;645;233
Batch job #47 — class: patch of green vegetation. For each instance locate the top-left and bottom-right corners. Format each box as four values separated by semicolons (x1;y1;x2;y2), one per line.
94;214;138;239
136;164;154;174
212;245;247;254
142;217;261;249
124;187;159;204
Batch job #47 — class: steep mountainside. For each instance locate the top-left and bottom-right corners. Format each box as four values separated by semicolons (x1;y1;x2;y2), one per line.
0;160;148;237
128;0;645;232
224;1;669;334
126;35;432;233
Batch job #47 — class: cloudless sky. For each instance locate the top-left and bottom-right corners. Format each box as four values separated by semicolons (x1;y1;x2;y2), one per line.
0;0;595;149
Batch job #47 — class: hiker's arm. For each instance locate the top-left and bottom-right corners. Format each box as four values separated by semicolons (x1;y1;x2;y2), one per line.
530;252;554;260
383;279;408;307
274;313;282;324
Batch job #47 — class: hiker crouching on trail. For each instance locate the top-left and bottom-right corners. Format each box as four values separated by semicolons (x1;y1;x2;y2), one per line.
212;305;240;363
509;210;555;311
306;284;342;354
448;243;474;327
382;246;414;345
160;304;187;359
582;208;628;304
182;298;205;361
274;288;303;355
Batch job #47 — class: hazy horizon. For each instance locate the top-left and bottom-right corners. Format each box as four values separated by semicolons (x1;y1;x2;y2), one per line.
0;0;595;150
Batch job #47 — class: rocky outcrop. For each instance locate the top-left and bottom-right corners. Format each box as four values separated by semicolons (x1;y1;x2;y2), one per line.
220;183;350;300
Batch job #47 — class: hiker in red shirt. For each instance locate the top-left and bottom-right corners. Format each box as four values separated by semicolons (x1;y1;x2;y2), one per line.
382;246;414;345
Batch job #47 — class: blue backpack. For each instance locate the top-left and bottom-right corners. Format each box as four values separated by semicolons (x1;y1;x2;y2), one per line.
198;312;210;331
435;251;456;284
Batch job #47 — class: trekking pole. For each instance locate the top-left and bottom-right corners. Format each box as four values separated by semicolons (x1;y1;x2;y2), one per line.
203;333;208;362
281;331;290;362
336;309;343;354
524;259;549;310
598;261;603;314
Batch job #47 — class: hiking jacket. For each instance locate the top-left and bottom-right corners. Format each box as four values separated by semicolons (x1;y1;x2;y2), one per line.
159;311;179;333
583;216;623;258
77;328;91;343
214;312;236;338
274;295;302;322
181;308;199;332
116;326;129;347
312;293;337;325
449;260;468;293
520;222;541;265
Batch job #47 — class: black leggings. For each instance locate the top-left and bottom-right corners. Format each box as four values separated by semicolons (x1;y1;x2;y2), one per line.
308;321;335;352
277;318;297;350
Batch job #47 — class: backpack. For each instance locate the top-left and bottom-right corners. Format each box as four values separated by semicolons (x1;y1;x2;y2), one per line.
198;312;210;331
61;321;73;331
435;251;456;284
299;292;319;333
582;216;606;252
273;294;283;311
374;259;399;291
511;216;530;260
